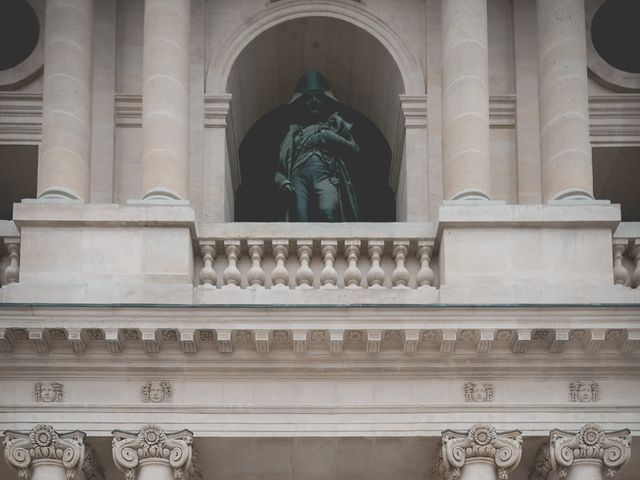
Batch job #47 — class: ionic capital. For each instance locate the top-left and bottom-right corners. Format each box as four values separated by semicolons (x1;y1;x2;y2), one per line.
3;424;85;480
112;425;193;480
441;424;522;480
549;424;631;479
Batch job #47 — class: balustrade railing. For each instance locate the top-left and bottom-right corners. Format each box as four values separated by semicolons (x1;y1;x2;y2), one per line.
612;223;640;288
0;220;20;287
196;224;436;292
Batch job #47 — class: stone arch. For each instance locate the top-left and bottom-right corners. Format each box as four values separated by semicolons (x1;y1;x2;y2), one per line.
205;0;425;96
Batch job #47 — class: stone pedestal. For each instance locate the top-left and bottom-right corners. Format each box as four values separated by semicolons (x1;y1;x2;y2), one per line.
112;425;193;480
537;0;593;202
441;0;491;201
38;0;94;201
3;425;85;480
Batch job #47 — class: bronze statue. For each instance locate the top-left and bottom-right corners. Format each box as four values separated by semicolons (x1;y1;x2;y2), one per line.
275;70;360;222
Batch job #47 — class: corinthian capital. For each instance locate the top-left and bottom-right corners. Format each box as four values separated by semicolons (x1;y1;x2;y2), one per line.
441;424;522;480
3;424;85;480
549;424;631;479
112;425;193;480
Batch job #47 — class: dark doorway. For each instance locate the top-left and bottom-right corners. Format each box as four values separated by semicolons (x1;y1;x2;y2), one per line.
0;145;38;220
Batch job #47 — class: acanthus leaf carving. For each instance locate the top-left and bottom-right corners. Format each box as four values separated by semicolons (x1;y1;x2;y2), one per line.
549;424;631;477
442;424;522;480
112;425;193;480
3;425;85;480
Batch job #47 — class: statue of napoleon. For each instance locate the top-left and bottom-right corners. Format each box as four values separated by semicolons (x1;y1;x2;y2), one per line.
275;70;360;222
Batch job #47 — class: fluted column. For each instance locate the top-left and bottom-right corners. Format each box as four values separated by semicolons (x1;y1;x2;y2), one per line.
441;424;522;480
38;0;94;200
441;0;491;201
140;0;191;201
548;424;631;480
112;425;193;480
537;0;594;202
3;424;85;480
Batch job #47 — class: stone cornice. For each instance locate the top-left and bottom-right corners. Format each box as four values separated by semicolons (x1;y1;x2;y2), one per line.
441;424;522;480
112;425;193;480
549;424;631;479
3;425;85;479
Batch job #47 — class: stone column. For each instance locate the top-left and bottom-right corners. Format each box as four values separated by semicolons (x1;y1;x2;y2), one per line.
441;0;491;201
112;425;193;480
441;424;522;480
548;424;631;480
3;424;85;480
140;0;191;201
38;0;94;201
537;0;594;202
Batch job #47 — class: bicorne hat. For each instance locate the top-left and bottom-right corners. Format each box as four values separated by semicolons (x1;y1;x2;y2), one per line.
288;69;338;105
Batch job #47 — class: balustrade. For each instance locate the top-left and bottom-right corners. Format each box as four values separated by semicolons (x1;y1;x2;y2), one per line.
612;226;640;288
197;233;436;290
0;221;20;287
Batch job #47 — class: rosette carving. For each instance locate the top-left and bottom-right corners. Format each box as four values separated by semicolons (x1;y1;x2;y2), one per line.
441;424;522;480
112;425;193;480
549;424;631;479
3;425;85;480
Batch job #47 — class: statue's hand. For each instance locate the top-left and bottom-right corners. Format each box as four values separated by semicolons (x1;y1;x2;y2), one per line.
281;183;296;194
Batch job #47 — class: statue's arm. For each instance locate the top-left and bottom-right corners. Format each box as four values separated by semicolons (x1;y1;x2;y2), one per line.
275;125;298;191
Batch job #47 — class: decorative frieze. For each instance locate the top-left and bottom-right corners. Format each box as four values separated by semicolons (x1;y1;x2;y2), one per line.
35;381;64;403
3;425;85;480
549;424;631;479
112;425;193;480
441;424;522;480
141;381;173;403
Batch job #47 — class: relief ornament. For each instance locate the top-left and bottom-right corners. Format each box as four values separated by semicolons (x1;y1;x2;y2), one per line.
141;380;172;403
35;381;64;403
464;382;494;402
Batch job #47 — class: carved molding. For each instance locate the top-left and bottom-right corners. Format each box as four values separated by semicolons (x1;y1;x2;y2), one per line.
3;425;85;480
441;424;522;480
112;425;193;480
549;424;631;479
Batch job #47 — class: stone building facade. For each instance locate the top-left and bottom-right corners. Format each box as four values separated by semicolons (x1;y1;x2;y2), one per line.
0;0;639;479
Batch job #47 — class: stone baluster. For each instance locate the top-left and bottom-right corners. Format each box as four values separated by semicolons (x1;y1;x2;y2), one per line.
612;241;628;286
344;240;362;289
416;241;435;288
441;0;491;201
3;424;85;480
140;0;191;200
247;240;266;288
537;0;594;201
198;244;216;287
295;240;314;289
38;0;94;200
112;425;193;480
391;241;410;289
222;240;241;288
441;424;522;480
366;241;385;289
4;239;20;284
320;241;338;289
631;241;640;289
271;240;290;289
549;424;631;480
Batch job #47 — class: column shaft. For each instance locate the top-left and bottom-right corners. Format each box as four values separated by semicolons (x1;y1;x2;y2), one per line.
460;459;496;480
441;0;491;201
38;0;94;200
565;462;603;480
141;0;191;200
137;459;174;480
31;460;67;480
537;0;594;201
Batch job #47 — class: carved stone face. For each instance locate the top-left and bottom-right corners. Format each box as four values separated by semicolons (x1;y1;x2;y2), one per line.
149;382;164;403
40;383;57;402
471;384;487;402
577;383;593;402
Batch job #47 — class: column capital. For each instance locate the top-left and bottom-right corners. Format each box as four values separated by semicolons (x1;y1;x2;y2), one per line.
112;425;193;480
549;424;631;479
3;424;85;479
441;424;522;480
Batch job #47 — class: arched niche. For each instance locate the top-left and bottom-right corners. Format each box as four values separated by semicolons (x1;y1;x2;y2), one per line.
202;0;427;223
